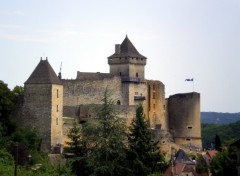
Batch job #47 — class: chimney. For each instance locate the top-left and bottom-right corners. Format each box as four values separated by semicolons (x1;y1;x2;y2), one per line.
115;44;120;54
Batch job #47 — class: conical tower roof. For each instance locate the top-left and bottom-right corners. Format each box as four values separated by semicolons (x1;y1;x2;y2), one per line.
25;59;61;84
108;35;147;59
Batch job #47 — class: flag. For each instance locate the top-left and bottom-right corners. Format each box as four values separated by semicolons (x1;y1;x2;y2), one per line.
185;78;194;81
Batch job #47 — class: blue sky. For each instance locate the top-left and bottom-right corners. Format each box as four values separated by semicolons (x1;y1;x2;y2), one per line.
0;0;239;113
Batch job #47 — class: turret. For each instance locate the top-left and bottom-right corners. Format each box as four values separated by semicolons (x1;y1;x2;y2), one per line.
108;35;147;81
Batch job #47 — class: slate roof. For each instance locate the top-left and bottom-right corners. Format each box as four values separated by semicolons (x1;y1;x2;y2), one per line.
174;149;194;164
25;59;61;84
108;35;147;59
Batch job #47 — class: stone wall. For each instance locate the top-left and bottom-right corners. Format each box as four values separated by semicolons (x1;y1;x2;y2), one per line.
147;80;167;129
108;57;146;80
22;84;53;151
51;84;63;147
62;75;123;107
168;92;202;149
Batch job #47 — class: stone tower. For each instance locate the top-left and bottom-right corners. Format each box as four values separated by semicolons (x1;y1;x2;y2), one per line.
168;92;202;149
108;35;147;80
108;35;148;121
23;59;63;151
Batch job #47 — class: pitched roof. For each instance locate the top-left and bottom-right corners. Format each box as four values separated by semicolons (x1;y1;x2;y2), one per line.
108;35;147;59
206;150;218;159
174;149;194;164
25;59;61;84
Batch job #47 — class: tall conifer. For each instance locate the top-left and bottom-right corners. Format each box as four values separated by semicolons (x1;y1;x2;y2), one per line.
128;104;165;175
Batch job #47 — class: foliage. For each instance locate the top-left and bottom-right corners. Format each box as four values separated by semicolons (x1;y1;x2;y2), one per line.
66;121;86;156
0;148;14;165
68;89;129;175
12;85;24;96
201;120;240;149
128;104;166;175
84;89;128;175
196;158;208;174
214;134;222;151
210;148;237;176
0;80;16;135
10;127;41;151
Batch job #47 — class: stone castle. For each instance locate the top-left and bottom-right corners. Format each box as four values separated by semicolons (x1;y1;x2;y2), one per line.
17;35;202;153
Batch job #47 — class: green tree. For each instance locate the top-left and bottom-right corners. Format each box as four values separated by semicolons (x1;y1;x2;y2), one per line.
10;127;41;151
82;89;128;176
210;148;237;176
12;86;24;96
0;80;16;135
128;104;165;175
215;134;222;151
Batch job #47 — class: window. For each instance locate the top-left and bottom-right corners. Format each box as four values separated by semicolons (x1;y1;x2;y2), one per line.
188;126;192;129
136;72;138;77
163;105;165;110
57;105;59;112
57;89;59;98
153;92;156;99
56;118;58;125
119;72;121;76
186;138;191;141
117;100;121;105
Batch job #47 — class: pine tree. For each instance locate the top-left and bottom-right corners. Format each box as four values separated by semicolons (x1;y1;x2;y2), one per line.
82;89;128;176
128;104;165;175
215;134;222;151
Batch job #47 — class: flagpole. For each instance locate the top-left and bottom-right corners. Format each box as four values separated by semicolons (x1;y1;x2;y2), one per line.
193;80;194;92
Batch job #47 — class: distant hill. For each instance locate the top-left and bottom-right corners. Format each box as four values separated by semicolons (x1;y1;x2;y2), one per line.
201;120;240;149
201;112;240;124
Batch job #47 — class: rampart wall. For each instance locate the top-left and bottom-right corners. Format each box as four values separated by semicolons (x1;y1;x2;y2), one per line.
62;75;123;107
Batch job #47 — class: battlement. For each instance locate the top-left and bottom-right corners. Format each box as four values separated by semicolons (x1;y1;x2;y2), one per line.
76;71;115;80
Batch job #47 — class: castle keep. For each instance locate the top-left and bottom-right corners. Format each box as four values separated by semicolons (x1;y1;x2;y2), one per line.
19;35;202;152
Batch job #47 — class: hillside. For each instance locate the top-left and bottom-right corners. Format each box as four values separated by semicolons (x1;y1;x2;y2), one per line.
201;112;240;124
201;120;240;149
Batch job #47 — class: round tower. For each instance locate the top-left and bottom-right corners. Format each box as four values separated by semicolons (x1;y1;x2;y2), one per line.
168;92;202;150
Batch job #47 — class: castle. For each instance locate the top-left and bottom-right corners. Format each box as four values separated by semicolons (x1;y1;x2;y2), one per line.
17;35;202;152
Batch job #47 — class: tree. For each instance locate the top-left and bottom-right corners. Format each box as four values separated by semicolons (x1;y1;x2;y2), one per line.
210;148;237;176
12;86;24;96
215;134;222;151
128;104;165;175
0;80;16;135
83;89;128;176
68;89;128;176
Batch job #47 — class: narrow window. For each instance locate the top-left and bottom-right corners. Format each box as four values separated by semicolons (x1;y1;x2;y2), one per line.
57;89;59;98
188;126;192;129
117;100;121;105
56;118;58;125
119;72;121;76
57;105;59;112
163;105;165;110
153;92;156;99
186;138;191;141
136;72;138;77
